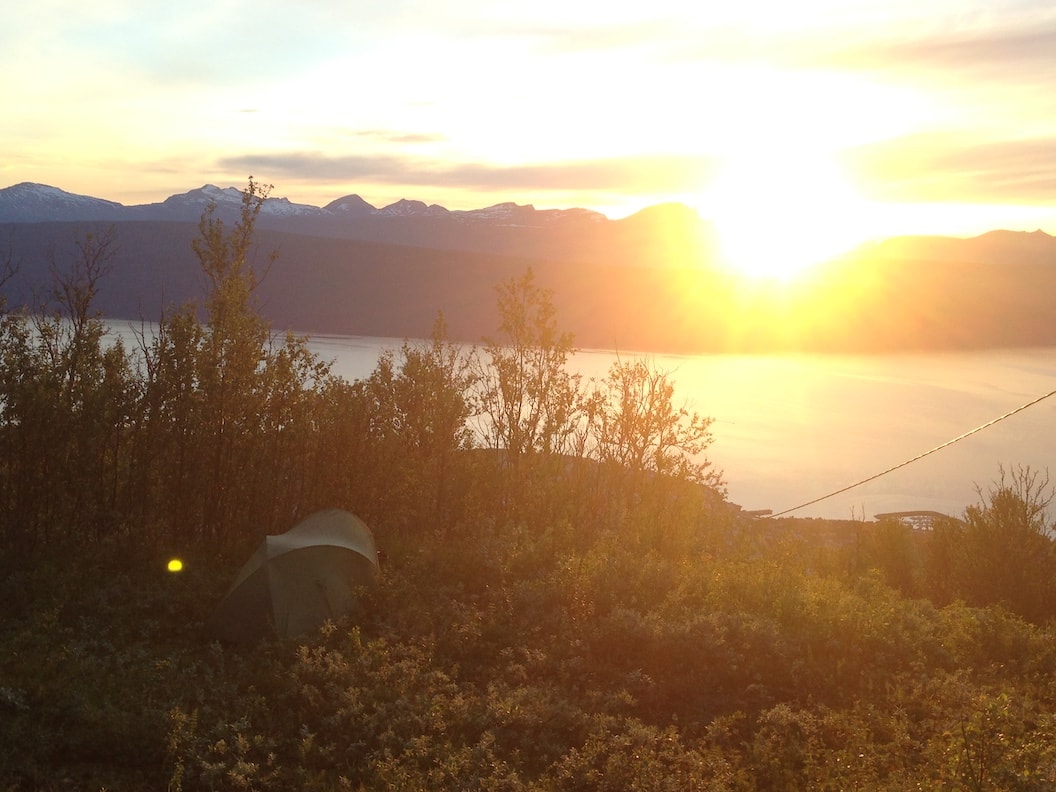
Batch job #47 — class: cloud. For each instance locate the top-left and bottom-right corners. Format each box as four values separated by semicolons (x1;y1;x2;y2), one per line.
800;17;1056;81
843;132;1056;203
218;151;718;194
353;130;448;145
219;153;417;182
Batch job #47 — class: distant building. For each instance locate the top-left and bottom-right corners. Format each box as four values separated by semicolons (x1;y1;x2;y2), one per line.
874;510;963;530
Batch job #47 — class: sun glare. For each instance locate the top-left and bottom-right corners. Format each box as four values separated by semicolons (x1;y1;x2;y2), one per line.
702;149;870;281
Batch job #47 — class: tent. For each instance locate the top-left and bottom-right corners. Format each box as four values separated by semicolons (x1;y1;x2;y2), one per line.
206;509;379;643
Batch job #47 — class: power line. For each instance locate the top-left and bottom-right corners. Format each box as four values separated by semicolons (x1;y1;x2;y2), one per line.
767;385;1056;518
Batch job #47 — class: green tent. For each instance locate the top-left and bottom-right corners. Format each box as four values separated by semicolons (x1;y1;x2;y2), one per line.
206;509;379;643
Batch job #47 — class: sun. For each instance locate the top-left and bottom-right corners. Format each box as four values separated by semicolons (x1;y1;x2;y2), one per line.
702;148;870;281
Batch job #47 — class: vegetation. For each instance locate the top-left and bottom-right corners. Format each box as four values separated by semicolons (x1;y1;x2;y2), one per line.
2;182;1056;789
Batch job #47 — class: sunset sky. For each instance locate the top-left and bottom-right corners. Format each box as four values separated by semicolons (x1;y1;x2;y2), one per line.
5;0;1056;254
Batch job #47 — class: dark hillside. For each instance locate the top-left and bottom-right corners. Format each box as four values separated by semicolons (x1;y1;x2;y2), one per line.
0;221;733;349
3;220;1056;352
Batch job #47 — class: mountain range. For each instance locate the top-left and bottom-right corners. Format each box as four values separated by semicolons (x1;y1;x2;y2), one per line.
0;181;607;224
1;182;1055;353
0;182;703;265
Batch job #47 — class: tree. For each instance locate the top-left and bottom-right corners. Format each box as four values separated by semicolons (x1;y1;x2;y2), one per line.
390;314;477;523
473;269;582;459
0;226;135;548
956;465;1056;621
589;356;722;489
393;315;476;458
338;314;476;532
966;465;1054;538
0;241;17;311
921;465;1056;621
136;178;333;547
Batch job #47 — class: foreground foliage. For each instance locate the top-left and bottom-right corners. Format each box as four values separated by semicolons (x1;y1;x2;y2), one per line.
6;512;1056;790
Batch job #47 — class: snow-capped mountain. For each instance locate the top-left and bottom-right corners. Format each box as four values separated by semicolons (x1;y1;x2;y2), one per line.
0;183;127;222
374;198;449;219
0;182;607;228
323;194;376;217
154;185;322;219
0;182;628;265
163;184;245;208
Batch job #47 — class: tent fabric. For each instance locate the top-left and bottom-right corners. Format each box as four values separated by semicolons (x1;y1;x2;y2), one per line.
206;509;379;643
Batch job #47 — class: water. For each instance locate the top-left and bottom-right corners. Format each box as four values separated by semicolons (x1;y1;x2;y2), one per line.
614;347;1056;521
108;320;1056;521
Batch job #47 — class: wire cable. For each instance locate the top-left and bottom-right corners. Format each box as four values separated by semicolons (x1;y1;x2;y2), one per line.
767;385;1056;518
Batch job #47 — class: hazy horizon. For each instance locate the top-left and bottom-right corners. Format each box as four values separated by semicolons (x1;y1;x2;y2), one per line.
8;178;1056;235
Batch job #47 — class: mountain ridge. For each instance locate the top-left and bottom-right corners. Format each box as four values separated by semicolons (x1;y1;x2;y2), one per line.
3;181;1052;261
0;181;611;227
0;181;717;269
2;183;1055;353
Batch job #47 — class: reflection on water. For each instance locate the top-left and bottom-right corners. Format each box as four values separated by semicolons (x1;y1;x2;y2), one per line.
106;320;1056;521
597;347;1056;521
